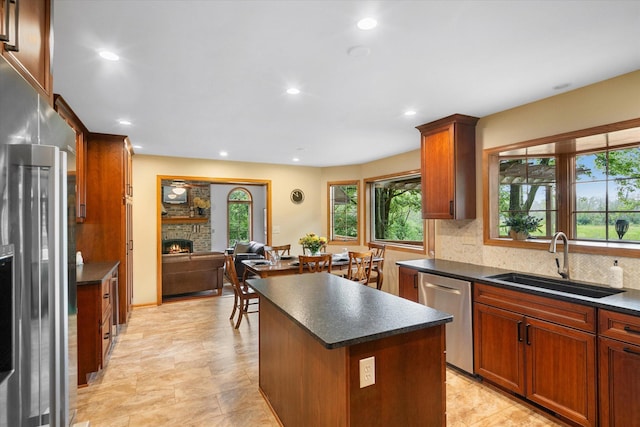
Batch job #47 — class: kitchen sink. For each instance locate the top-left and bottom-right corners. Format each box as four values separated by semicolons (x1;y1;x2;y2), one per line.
487;272;625;299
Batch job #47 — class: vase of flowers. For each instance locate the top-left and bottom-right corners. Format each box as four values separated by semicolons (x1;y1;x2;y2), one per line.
193;197;210;216
503;213;543;240
298;232;327;255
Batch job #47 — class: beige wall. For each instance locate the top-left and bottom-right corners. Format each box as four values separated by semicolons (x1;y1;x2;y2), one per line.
438;70;640;289
132;70;640;306
133;156;324;305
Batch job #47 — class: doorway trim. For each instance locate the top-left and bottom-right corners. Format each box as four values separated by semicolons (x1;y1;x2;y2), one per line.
156;175;272;304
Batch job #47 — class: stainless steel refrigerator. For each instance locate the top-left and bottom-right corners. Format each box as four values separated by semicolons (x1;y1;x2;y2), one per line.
0;55;77;426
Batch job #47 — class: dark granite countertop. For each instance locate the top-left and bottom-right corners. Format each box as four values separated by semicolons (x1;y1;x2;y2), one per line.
76;261;120;286
397;259;640;316
247;272;453;349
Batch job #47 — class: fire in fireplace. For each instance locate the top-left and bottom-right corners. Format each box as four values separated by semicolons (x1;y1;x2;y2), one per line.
162;239;194;254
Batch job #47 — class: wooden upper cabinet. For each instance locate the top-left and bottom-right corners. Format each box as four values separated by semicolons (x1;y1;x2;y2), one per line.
417;114;479;219
54;94;88;222
1;0;52;102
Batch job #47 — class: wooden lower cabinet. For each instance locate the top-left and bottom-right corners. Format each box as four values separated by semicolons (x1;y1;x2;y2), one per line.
473;303;525;394
77;268;117;385
398;266;419;302
473;283;597;426
259;296;446;426
598;309;640;426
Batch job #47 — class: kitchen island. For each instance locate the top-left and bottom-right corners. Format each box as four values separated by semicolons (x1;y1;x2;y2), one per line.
247;273;452;427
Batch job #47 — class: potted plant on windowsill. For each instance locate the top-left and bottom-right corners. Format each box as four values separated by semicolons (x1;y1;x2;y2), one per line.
503;214;543;240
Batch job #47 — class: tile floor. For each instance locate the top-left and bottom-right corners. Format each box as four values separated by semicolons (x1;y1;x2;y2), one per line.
76;285;567;427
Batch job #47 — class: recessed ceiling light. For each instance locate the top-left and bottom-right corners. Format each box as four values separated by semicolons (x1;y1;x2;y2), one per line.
292;158;300;162
286;88;300;95
98;50;120;61
404;110;417;116
219;151;228;157
357;18;377;30
133;145;142;150
118;119;132;125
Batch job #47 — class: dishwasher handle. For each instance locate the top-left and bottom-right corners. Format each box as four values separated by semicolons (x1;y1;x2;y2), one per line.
423;282;462;295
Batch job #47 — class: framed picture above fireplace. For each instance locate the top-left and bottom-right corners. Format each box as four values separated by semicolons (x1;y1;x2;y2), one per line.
162;186;188;204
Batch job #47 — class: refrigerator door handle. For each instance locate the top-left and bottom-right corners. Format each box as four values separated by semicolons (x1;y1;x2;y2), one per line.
3;0;18;52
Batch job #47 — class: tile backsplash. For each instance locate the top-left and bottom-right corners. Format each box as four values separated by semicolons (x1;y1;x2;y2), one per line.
436;220;639;290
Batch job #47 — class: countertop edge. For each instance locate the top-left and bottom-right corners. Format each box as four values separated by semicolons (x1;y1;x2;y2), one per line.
397;259;640;316
249;274;453;350
76;261;120;285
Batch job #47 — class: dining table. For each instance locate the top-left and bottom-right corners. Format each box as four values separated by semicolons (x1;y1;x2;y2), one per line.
241;254;384;287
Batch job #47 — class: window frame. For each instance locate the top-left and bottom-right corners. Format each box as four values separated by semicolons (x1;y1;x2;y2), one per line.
484;118;640;257
227;187;253;247
327;180;361;246
365;170;429;254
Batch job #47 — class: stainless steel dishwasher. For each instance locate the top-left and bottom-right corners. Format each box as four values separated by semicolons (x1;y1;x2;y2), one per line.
418;272;473;374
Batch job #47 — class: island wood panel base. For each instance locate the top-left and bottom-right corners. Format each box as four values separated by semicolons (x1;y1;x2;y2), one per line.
258;298;446;427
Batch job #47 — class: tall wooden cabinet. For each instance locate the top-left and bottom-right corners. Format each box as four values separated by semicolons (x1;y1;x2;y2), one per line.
1;0;52;101
77;133;134;325
416;114;479;219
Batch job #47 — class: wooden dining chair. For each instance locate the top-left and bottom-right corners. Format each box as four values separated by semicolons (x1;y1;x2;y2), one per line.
268;244;291;260
367;242;386;289
225;254;259;328
298;254;333;274
346;251;373;285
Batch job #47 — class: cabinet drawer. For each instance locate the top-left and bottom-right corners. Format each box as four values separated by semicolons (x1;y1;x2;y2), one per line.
101;278;111;317
599;309;640;346
100;311;112;368
475;283;596;333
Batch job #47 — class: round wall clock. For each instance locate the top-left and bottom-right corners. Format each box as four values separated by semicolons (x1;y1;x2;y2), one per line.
290;189;305;204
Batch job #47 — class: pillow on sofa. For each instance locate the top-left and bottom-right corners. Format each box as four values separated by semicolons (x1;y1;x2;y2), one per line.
234;241;252;254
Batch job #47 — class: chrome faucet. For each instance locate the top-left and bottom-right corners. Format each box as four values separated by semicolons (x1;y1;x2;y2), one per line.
549;231;570;280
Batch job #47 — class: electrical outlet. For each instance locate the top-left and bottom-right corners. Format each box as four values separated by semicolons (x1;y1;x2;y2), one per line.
359;356;375;388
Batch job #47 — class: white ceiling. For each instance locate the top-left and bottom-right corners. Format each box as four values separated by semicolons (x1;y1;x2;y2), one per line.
52;1;640;167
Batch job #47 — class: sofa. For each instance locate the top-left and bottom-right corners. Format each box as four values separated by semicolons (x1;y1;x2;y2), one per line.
230;241;266;280
162;251;226;297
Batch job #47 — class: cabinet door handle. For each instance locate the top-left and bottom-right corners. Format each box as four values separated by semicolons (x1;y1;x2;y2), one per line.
623;347;640;357
624;325;640;335
413;274;418;289
449;200;454;216
104;332;110;340
3;0;19;52
0;0;9;41
103;293;110;299
517;321;523;342
525;324;531;345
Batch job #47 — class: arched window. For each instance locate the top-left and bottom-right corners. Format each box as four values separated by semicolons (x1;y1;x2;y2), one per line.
228;188;252;246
